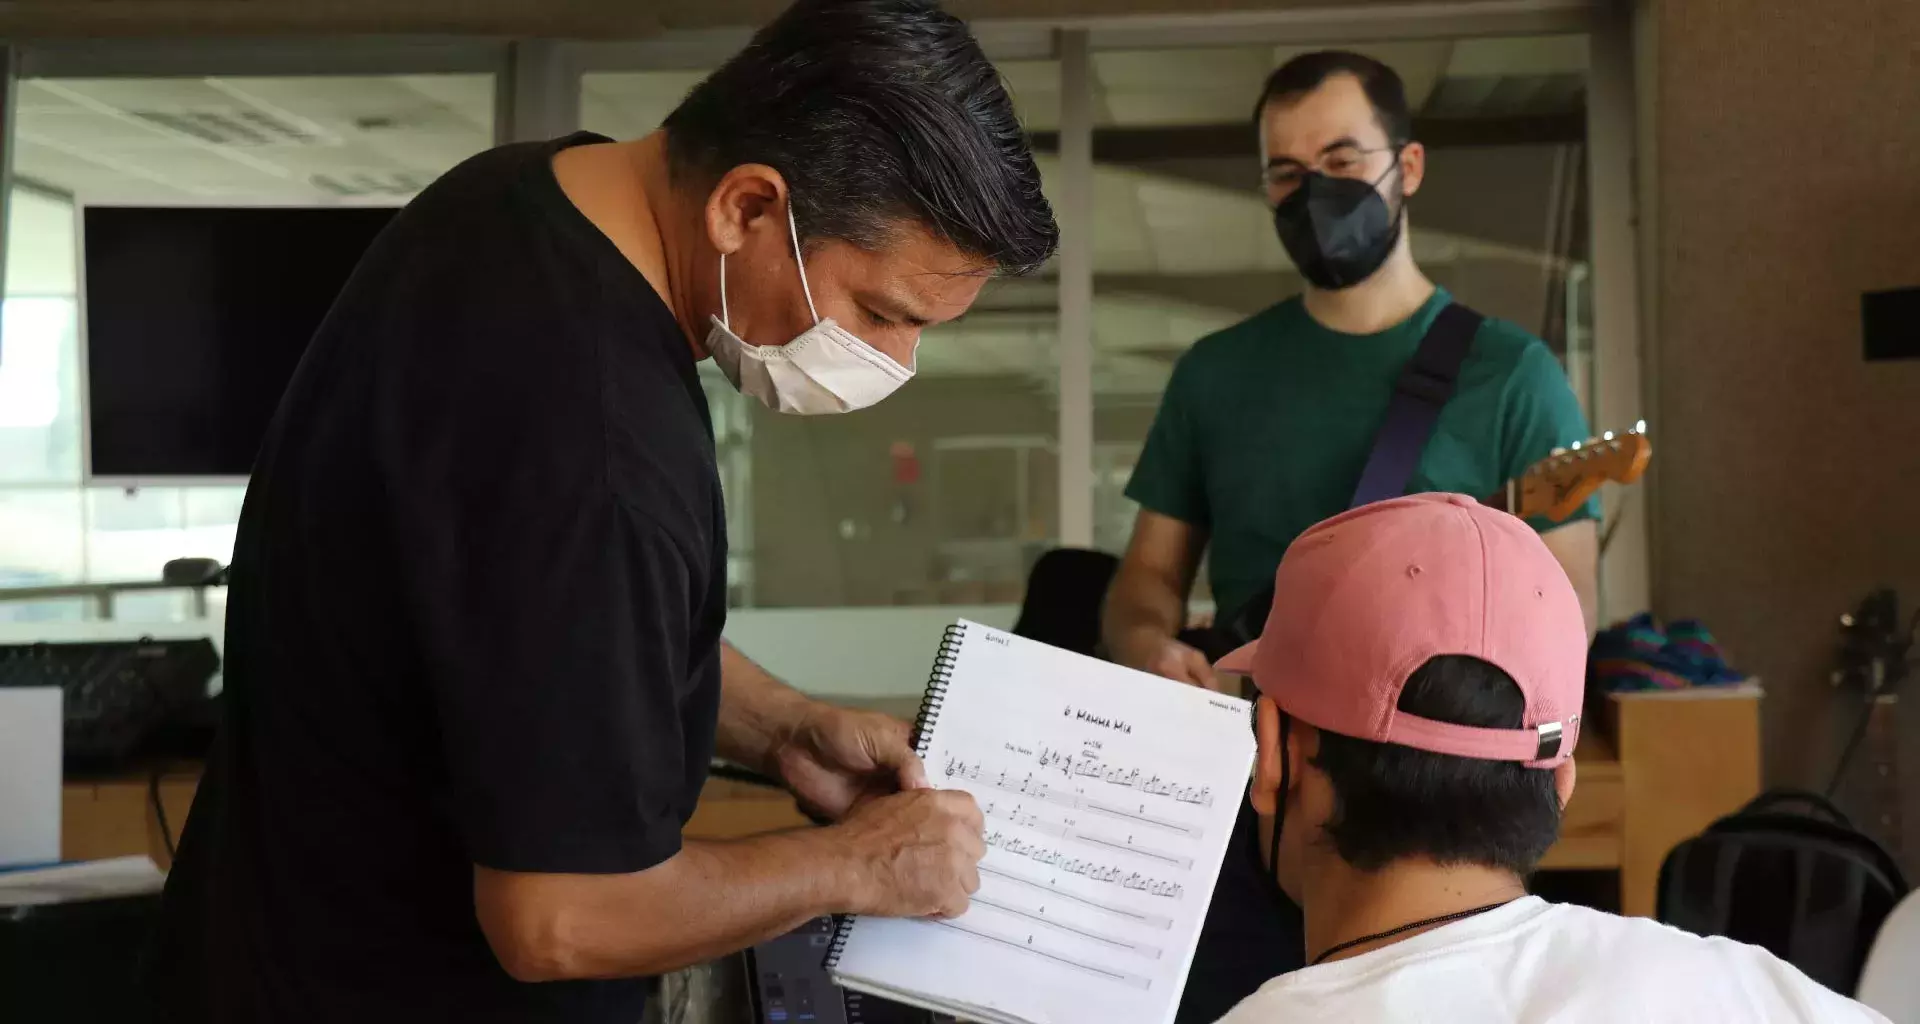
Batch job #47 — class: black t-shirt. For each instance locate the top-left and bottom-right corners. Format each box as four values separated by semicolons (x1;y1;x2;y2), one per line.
149;134;728;1023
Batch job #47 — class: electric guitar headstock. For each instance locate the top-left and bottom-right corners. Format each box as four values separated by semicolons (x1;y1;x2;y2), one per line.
1492;421;1653;523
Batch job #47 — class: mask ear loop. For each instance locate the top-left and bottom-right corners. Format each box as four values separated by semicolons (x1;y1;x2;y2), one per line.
1377;145;1410;225
785;198;821;324
717;252;731;330
1269;712;1291;877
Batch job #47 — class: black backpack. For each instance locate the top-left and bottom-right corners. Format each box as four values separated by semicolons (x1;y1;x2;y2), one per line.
1657;789;1910;995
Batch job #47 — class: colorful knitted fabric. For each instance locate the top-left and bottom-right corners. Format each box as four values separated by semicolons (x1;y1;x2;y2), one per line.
1589;613;1746;693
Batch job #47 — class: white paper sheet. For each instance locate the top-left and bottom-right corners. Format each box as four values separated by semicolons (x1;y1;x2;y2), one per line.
0;686;62;869
831;620;1255;1024
0;855;165;906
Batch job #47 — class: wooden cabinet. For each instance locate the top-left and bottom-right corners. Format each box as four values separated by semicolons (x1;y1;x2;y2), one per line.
1536;685;1763;916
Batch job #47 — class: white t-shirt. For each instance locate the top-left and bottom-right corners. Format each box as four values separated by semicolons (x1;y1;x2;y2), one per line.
1215;896;1888;1024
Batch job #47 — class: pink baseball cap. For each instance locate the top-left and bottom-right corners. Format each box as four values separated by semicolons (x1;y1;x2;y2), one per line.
1216;493;1586;768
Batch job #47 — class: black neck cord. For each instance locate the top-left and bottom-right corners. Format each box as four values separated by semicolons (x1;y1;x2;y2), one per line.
1309;899;1515;966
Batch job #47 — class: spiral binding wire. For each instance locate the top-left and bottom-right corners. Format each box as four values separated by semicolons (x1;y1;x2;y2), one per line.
911;621;967;757
823;912;857;974
825;620;970;975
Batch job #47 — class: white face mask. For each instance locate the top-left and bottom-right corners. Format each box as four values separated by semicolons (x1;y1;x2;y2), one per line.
704;201;916;415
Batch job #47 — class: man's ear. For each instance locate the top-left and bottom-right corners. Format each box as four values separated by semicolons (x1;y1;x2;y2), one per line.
1553;756;1577;810
1251;698;1310;815
1251;697;1283;816
1398;140;1426;197
703;163;787;255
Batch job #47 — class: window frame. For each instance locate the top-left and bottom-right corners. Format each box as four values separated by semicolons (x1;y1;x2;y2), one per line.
0;0;1650;626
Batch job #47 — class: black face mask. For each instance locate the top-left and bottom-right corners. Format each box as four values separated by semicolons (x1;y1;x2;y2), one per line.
1271;162;1404;291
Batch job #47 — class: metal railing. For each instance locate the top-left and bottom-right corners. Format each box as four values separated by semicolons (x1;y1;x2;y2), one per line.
0;580;221;620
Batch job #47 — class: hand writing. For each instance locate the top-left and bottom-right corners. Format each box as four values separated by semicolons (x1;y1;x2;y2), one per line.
835;788;984;918
774;703;929;821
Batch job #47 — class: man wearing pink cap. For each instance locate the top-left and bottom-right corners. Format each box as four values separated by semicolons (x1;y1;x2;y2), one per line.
1212;494;1883;1022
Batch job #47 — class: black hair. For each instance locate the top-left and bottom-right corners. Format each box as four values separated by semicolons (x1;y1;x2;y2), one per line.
662;0;1058;276
1253;50;1413;148
1309;656;1562;875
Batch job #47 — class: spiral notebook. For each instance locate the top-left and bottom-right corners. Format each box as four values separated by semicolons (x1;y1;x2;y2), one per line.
827;620;1256;1024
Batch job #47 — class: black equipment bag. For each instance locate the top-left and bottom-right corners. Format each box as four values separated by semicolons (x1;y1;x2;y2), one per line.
1657;789;1910;996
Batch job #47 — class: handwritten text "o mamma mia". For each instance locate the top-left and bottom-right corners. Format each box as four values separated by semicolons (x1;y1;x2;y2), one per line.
1062;706;1132;735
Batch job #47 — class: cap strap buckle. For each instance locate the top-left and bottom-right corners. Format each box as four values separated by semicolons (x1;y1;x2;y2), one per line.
1534;721;1565;761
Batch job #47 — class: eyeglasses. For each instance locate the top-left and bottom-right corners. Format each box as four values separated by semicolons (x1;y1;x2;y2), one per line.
1261;144;1400;195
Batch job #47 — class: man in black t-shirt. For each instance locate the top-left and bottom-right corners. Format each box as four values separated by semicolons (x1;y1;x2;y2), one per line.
147;3;1058;1021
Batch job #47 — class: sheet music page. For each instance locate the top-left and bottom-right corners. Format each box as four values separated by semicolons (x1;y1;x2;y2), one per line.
831;620;1255;1024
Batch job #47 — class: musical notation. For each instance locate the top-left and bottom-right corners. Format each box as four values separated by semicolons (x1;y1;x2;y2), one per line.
932;919;1154;991
969;894;1165;959
985;799;1059;834
1035;747;1214;807
980;865;1175;930
985;831;1185;900
940;756;1197;836
945;753;1213;811
982;799;1196;870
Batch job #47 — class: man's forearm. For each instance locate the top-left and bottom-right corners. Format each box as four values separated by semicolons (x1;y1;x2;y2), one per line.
1102;568;1187;665
1538;520;1601;639
476;827;859;982
1573;572;1599;639
715;641;815;776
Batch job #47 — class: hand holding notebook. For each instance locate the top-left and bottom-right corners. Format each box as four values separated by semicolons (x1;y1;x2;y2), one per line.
828;620;1256;1024
835;786;986;919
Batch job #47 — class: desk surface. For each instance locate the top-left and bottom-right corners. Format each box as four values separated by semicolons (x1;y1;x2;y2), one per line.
42;691;1756;1024
66;714;1626;860
68;689;1752;921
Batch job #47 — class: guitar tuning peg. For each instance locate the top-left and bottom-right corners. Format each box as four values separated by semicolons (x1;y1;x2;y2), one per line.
1633;419;1647;434
1570;440;1583;450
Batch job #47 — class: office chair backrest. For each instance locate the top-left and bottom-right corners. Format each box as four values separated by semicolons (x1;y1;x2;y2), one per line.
1859;888;1920;1020
1011;548;1119;657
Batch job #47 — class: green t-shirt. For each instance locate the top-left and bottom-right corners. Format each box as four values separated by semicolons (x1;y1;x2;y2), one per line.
1125;287;1598;620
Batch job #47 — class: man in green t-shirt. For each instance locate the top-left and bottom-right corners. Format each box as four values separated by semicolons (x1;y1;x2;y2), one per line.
1105;50;1602;1024
1104;51;1599;693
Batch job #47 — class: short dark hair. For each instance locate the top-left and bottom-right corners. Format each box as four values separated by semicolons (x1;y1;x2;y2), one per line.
1310;656;1562;875
662;0;1058;276
1254;50;1413;148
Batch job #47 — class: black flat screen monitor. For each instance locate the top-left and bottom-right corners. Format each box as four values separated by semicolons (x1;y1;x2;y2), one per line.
82;205;397;479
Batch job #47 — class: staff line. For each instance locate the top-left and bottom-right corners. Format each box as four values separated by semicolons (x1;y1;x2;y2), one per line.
969;895;1165;959
933;919;1155;990
979;865;1176;929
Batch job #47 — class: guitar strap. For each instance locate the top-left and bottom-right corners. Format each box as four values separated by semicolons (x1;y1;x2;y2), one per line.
1215;300;1485;651
1348;301;1485;508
